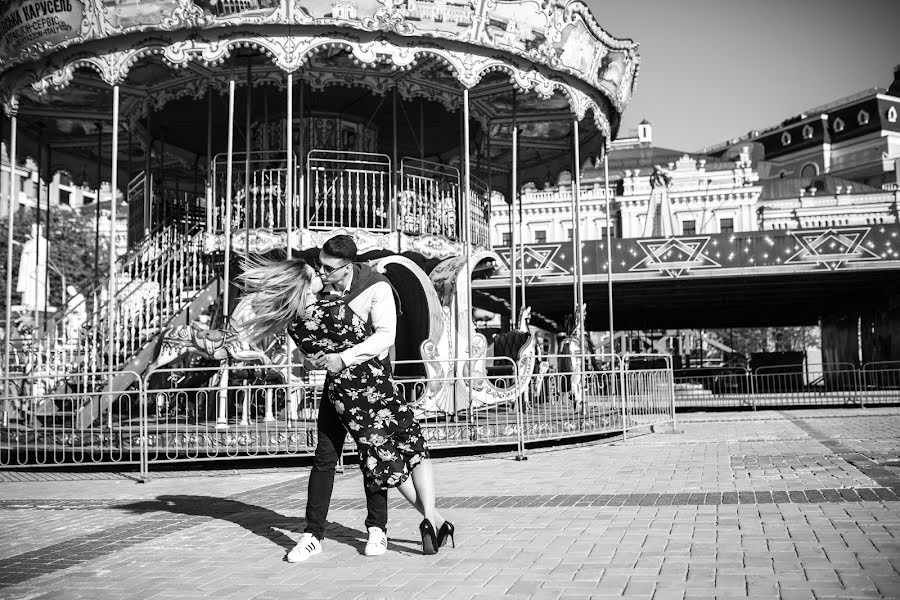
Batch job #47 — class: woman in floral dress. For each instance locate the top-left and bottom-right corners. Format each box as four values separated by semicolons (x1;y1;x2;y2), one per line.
238;256;454;554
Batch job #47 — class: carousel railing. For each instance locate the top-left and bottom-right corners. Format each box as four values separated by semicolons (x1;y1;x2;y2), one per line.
307;150;392;231
208;149;492;247
398;158;460;238
468;175;491;248
210;151;294;233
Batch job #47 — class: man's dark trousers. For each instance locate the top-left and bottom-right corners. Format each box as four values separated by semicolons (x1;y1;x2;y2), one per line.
304;386;387;540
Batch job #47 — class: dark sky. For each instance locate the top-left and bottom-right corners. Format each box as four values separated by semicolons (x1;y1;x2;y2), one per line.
588;0;900;152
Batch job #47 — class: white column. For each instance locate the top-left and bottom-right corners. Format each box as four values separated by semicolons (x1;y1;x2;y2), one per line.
463;87;474;411
3;105;17;425
603;144;615;357
509;95;518;322
572;120;585;355
284;72;295;425
218;77;236;430
107;86;120;396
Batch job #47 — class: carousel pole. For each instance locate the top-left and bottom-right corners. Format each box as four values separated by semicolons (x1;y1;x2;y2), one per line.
244;60;252;256
217;73;236;430
419;101;425;162
572;120;585;350
44;139;52;330
282;72;295;426
509;94;518;325
4;103;19;423
206;88;213;233
144;104;152;236
298;80;305;231
94;123;102;283
572;119;586;417
392;86;399;239
515;96;525;312
462;88;474;410
107;86;120;410
285;75;293;258
603;142;615;357
35;126;44;332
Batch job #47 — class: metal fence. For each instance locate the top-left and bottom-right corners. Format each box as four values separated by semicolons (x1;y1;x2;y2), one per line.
1;353;677;476
673;364;900;409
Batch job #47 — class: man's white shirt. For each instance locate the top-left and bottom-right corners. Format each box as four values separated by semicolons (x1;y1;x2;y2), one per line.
321;268;396;368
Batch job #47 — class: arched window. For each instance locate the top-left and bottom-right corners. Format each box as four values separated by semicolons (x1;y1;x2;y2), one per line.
888;106;898;123
857;110;870;125
781;131;791;146
800;163;818;187
833;117;845;133
802;124;814;139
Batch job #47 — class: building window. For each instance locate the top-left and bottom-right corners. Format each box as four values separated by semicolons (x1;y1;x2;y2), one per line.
888;106;898;123
567;228;573;241
781;132;791;146
719;218;734;234
800;163;818;187
682;220;696;236
857;110;870;125
802;124;814;139
534;230;547;243
59;189;70;205
501;232;511;246
833;117;845;133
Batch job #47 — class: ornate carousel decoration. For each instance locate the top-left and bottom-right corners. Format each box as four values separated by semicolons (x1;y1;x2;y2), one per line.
0;0;637;454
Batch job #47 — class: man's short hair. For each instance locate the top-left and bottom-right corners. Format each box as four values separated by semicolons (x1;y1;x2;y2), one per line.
322;234;357;261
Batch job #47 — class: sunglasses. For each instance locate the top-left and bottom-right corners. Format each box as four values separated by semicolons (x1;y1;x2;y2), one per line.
317;261;351;275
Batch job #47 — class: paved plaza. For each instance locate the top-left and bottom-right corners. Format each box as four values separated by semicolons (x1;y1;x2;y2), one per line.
2;408;900;599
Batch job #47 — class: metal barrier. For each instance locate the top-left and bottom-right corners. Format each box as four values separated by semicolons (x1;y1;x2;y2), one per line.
0;351;681;473
622;353;676;436
1;370;146;472
673;365;900;409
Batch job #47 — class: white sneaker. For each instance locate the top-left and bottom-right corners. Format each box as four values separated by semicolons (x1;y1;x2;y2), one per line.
287;533;322;563
364;527;388;557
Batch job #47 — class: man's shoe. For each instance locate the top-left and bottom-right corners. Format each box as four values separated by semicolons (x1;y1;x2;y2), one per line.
364;527;388;557
287;533;322;562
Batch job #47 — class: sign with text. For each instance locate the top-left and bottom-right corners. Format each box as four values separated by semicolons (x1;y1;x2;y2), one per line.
0;0;84;57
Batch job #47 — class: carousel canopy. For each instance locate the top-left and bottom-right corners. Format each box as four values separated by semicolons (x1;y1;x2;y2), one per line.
0;0;640;191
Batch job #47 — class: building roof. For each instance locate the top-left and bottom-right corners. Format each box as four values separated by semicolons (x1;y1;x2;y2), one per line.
582;144;734;182
759;174;881;201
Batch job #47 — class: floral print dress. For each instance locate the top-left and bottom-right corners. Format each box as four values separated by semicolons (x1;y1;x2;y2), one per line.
289;295;429;490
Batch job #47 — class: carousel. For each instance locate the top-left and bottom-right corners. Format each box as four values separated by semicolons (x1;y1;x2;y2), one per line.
0;0;639;465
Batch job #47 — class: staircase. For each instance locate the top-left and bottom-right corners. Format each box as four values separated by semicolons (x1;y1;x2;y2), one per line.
27;222;221;428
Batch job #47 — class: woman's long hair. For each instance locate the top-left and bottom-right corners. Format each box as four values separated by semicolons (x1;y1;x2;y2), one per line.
237;257;312;346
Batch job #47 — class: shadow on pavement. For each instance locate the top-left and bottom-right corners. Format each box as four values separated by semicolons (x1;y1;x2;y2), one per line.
116;495;371;557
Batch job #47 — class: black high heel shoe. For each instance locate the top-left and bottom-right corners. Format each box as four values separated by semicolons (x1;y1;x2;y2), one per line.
437;521;455;548
419;519;438;555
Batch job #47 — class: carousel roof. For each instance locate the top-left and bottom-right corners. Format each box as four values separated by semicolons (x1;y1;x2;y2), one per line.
0;0;640;191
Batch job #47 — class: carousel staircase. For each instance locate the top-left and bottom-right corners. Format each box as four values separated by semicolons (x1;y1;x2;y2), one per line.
28;223;220;428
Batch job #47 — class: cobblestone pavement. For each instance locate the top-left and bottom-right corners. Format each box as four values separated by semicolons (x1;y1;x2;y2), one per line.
1;408;900;599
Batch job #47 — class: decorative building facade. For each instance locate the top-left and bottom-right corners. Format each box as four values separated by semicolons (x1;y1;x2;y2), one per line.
706;67;900;190
491;120;900;246
490;122;763;245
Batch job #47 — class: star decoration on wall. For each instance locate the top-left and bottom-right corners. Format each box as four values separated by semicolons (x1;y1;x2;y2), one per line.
785;228;882;271
493;244;571;282
630;236;721;278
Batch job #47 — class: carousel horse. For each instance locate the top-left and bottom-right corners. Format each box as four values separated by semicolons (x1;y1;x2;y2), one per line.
488;306;547;412
558;303;588;413
148;297;302;423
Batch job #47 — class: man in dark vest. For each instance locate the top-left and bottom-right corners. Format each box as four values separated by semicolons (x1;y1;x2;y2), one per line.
287;234;396;562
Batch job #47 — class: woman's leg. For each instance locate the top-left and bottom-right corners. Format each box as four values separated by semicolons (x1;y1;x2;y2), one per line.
395;458;444;528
